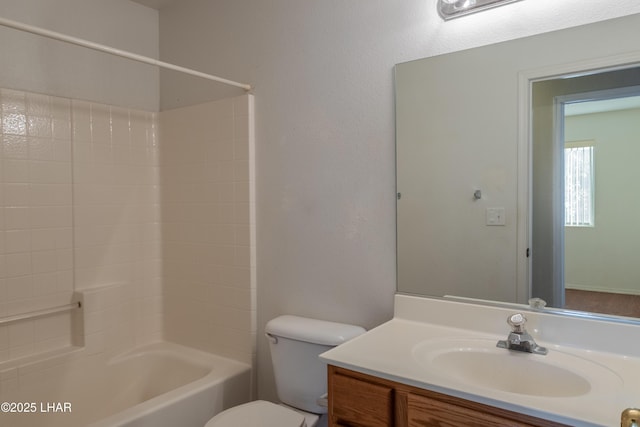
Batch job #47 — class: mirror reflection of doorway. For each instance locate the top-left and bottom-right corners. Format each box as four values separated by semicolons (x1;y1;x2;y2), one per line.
531;66;640;318
560;92;640;317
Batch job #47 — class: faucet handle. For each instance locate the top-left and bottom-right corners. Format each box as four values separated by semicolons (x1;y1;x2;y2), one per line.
498;313;548;355
507;313;527;333
621;408;640;427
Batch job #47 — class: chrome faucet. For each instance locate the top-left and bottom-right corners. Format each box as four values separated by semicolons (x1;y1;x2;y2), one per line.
497;313;548;355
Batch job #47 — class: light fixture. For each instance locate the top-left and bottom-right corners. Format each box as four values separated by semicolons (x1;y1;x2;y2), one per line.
438;0;522;20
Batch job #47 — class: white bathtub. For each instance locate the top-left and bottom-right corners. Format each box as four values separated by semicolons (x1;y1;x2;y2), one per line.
0;342;251;427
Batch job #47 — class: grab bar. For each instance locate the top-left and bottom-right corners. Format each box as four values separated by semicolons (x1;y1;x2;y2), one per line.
0;301;82;326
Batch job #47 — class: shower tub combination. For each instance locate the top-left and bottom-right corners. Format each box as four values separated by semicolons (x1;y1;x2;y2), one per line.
0;14;254;427
0;342;251;427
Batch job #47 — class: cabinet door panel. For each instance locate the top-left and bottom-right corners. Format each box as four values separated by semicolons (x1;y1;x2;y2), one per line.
407;393;535;427
330;372;393;427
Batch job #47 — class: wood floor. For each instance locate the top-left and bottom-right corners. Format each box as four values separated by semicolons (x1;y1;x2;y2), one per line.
564;289;640;318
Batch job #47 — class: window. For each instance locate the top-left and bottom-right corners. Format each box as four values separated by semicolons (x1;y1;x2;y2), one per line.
564;140;594;227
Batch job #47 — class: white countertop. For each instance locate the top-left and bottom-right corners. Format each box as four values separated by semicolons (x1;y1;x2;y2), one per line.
320;294;640;427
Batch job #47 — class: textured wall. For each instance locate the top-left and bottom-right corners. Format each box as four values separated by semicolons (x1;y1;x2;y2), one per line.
156;0;640;404
0;0;159;111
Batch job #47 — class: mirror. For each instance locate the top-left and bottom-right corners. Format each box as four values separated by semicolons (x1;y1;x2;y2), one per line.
395;13;640;322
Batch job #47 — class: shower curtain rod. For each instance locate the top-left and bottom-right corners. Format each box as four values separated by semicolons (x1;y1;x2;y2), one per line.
0;16;251;91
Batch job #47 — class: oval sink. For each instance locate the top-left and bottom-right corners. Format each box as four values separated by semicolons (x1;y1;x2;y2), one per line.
412;338;622;398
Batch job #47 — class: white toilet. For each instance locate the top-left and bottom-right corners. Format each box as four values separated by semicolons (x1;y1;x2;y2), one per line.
205;315;366;427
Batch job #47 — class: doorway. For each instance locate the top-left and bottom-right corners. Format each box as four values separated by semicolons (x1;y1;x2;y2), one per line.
531;74;640;314
559;90;640;316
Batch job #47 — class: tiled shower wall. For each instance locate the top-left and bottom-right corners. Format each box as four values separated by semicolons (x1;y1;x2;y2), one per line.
1;88;254;367
71;99;162;356
161;95;256;366
0;89;75;361
0;87;162;363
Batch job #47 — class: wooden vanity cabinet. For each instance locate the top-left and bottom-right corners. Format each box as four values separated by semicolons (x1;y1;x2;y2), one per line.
328;365;570;427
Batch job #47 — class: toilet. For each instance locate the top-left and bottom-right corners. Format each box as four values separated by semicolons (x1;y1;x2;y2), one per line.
205;315;366;427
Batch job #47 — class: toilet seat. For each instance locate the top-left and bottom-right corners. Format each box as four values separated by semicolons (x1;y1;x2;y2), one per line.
205;400;306;427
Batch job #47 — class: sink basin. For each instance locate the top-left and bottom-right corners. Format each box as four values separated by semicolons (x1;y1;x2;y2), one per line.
412;338;622;398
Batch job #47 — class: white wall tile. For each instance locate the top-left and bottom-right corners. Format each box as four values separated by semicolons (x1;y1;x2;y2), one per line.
90;104;111;144
161;95;254;364
27;117;52;139
4;207;30;230
32;273;62;296
1;89;26;114
31;250;58;274
4;230;30;253
2;135;29;159
2;113;27;136
1;89;161;364
2;159;29;182
52;118;71;141
8;321;34;348
28;137;54;161
111;107;130;145
1;88;252;369
25;93;50;117
5;276;33;301
71;101;91;143
1;182;29;207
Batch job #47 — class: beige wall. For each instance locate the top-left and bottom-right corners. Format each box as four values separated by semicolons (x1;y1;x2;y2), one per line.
0;0;159;111
565;107;640;295
156;0;640;403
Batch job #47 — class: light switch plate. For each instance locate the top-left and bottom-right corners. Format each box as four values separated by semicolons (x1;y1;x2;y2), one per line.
486;207;506;226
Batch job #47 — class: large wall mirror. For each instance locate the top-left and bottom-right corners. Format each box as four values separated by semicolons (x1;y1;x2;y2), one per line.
396;13;640;322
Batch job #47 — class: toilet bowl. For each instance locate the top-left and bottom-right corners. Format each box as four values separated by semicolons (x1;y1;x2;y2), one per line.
204;400;317;427
204;315;365;427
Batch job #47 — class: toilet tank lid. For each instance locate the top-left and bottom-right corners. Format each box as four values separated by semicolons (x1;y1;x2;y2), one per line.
266;315;366;346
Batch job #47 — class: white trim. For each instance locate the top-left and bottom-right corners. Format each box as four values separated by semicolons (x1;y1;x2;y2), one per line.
558;85;640;106
551;90;566;306
516;65;532;304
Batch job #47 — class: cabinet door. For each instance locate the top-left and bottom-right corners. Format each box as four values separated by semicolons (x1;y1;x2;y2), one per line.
329;370;394;427
407;393;537;427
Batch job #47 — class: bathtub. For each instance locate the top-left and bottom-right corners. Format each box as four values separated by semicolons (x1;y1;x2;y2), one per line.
0;342;251;427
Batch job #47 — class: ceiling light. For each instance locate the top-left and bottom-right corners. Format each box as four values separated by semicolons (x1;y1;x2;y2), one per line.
438;0;522;20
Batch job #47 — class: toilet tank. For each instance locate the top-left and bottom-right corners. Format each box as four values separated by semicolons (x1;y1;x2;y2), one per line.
265;315;365;414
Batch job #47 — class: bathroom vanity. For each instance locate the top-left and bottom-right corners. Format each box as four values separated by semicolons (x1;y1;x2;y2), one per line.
327;365;565;426
320;295;640;427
